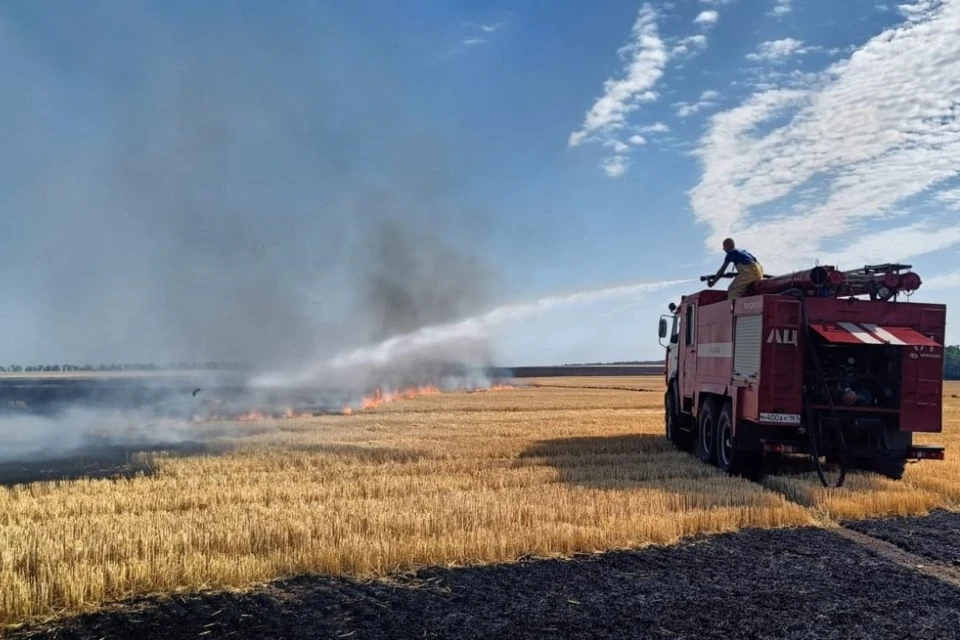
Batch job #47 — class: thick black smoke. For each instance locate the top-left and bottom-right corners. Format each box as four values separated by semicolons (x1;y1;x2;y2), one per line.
355;217;496;344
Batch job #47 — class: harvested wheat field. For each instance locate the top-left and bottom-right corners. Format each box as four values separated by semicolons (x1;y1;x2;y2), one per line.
4;377;960;639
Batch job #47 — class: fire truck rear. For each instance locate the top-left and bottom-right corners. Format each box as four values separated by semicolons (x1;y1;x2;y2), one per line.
658;263;946;487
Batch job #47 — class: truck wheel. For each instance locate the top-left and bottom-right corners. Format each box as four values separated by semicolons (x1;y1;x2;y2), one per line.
696;397;717;464
665;389;678;445
665;386;691;451
715;401;762;480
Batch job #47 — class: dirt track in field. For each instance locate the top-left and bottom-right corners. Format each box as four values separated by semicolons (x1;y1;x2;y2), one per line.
9;514;960;640
845;509;960;568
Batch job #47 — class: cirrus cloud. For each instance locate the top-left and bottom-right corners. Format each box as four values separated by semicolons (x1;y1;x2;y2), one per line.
688;0;960;273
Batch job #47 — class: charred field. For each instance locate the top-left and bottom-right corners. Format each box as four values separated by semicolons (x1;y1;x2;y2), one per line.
1;375;959;639
9;523;960;640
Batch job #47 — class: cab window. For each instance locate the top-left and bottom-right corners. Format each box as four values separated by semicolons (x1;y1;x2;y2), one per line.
685;305;696;346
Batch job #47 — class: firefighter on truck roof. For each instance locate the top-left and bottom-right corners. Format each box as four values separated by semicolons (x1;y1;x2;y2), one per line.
706;237;763;299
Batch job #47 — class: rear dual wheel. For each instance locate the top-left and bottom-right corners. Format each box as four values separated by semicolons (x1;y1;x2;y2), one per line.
715;401;762;479
697;397;717;464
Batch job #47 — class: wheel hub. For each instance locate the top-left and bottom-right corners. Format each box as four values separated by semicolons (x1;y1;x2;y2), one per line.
701;417;713;453
720;423;732;466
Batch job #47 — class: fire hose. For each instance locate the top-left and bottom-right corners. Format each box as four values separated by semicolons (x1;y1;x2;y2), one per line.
789;289;848;488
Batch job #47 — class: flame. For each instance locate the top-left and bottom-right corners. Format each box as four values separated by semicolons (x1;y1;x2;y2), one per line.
472;383;515;392
340;382;516;415
237;410;268;422
344;384;440;414
343;384;441;414
190;406;316;423
190;381;517;422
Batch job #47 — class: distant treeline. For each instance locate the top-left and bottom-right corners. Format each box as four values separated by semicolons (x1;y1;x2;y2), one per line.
946;346;960;380
0;362;247;373
1;351;956;378
562;360;665;366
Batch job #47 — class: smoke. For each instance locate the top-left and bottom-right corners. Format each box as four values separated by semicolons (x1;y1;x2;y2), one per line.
0;4;690;468
0;3;509;464
0;2;497;375
0;407;199;464
353;217;498;345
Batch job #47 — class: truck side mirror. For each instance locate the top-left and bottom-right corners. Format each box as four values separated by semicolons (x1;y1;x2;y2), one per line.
659;318;667;338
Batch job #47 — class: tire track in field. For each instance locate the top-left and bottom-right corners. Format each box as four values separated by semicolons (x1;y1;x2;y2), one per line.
738;457;960;588
828;523;960;587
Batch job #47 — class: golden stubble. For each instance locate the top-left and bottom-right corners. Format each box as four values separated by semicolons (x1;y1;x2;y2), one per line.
0;377;956;628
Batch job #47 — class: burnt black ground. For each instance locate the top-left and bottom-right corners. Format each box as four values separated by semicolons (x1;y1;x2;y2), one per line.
0;442;212;487
845;509;960;567
7;525;960;640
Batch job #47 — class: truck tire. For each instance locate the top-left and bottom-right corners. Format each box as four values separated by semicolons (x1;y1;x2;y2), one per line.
715;401;763;480
665;386;691;451
665;388;678;445
696;397;717;464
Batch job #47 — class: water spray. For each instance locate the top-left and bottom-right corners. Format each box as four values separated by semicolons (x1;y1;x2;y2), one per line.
253;277;693;388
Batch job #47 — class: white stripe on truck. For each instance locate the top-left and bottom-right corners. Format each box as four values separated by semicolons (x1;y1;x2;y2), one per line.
860;323;906;345
697;342;733;358
838;322;882;344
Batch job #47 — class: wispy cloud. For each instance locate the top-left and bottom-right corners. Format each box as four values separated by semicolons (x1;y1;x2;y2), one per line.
700;0;738;4
899;0;944;21
770;0;792;16
694;10;720;27
670;34;708;58
568;3;668;177
688;0;960;272
935;188;960;210
675;90;721;118
924;270;960;290
600;156;629;178
638;122;671;134
746;38;818;62
454;16;508;52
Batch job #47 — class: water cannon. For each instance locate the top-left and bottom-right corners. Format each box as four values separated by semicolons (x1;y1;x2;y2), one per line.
697;262;921;301
748;265;844;296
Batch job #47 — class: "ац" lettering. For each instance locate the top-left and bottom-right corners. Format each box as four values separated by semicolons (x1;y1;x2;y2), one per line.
767;328;798;345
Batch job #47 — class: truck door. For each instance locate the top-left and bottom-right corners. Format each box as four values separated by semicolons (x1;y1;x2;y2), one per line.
681;302;698;400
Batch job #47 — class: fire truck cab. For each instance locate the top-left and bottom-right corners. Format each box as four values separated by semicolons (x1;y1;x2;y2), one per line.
658;264;945;485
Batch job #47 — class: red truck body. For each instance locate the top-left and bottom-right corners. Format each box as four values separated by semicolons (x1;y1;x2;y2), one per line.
660;265;946;483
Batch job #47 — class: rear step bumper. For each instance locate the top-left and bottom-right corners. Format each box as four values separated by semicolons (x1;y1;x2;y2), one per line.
762;441;803;454
906;445;944;460
760;441;945;460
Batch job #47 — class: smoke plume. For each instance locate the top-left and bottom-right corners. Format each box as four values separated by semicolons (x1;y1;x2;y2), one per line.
0;2;497;376
0;3;504;464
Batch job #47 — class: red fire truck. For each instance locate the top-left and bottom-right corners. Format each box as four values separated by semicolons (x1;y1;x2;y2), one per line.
658;263;945;487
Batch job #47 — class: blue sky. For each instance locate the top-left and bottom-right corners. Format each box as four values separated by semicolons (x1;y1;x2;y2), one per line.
1;0;959;368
